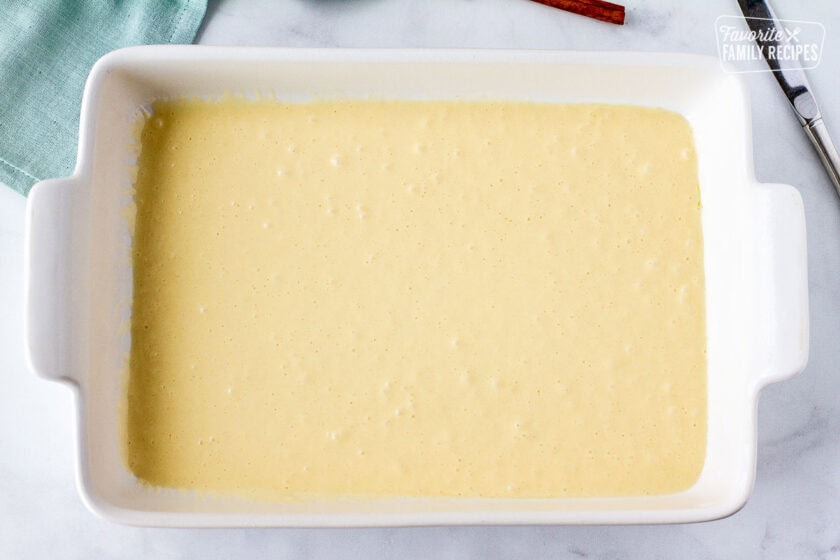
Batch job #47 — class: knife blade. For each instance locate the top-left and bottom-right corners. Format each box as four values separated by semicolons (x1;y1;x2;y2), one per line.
738;0;840;196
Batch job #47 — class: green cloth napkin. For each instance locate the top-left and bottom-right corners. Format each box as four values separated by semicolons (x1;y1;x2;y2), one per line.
0;0;207;195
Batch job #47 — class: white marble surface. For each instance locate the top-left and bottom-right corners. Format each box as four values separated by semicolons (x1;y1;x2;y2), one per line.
1;0;838;557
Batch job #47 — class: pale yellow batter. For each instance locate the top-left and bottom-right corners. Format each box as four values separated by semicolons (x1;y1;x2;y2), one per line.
126;99;706;499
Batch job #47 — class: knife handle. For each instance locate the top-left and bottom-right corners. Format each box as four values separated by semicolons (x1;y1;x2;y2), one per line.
803;118;840;198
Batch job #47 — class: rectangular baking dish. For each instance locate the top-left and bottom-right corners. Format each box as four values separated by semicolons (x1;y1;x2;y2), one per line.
24;47;808;526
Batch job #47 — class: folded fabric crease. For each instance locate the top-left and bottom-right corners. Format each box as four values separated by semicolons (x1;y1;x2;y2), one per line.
0;0;207;195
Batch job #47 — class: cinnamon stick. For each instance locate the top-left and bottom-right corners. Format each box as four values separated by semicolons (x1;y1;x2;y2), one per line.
529;0;626;25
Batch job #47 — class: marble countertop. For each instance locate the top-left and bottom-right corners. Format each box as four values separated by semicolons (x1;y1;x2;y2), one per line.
1;0;838;557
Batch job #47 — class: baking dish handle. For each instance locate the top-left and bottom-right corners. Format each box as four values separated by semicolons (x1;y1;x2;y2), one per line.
24;177;86;385
752;182;809;388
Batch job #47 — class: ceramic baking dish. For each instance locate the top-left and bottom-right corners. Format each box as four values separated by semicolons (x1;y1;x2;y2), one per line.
24;47;808;526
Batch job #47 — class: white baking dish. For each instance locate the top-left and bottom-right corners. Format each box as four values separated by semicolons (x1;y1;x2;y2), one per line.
24;47;808;527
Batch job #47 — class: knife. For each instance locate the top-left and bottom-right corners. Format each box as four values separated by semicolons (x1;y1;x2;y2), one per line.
738;0;840;197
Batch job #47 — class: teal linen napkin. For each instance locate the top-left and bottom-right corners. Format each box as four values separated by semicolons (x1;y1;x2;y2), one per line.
0;0;207;195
